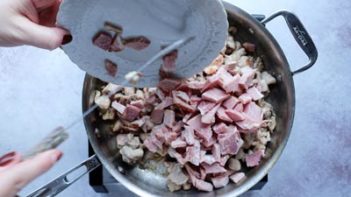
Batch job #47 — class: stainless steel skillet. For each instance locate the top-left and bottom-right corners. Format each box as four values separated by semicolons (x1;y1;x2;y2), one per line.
28;3;317;197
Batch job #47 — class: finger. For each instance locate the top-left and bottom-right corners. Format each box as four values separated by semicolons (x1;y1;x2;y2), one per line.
38;0;60;27
31;0;57;10
19;0;39;23
0;152;22;172
5;150;62;190
18;17;69;50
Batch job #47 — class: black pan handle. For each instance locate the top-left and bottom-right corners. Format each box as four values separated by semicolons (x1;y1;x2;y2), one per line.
262;11;318;75
26;155;101;197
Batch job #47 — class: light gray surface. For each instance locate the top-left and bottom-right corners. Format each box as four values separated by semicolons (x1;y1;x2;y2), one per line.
0;0;350;197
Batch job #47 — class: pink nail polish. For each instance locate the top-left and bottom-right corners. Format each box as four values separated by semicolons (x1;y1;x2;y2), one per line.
0;152;19;167
51;151;63;163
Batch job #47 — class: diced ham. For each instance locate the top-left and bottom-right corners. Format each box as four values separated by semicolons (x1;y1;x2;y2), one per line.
143;135;159;153
202;88;229;103
186;114;209;131
244;102;263;122
182;113;193;123
172;121;183;133
109;35;124;52
192;178;214;192
151;109;164;124
202;74;221;91
197;101;216;115
164;110;176;128
173;93;196;113
218;129;242;155
111;101;126;114
230;172;246;183
173;91;190;103
213;123;229;134
247;87;264;101
123;104;141;121
200;166;207;180
158;79;181;93
168;148;186;165
105;59;118;77
163;131;179;145
124;36;151;51
217;67;241;93
201;163;227;174
201;104;221;124
187;80;207;90
93;31;112;51
161;50;178;75
194;126;213;145
156;88;165;100
236;102;263;131
155;97;173;110
234;103;244;112
212;143;221;161
185;164;201;180
201;155;217;165
211;174;229;188
202;136;216;148
220;155;230;166
130;100;144;109
225;109;245;121
171;138;187;148
245;150;264;167
190;95;202;103
238;93;252;105
182;126;195;145
239;67;256;89
185;140;201;166
223;96;239;109
216;107;234;122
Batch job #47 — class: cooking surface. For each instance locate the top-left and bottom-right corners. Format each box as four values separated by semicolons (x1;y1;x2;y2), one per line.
0;0;350;196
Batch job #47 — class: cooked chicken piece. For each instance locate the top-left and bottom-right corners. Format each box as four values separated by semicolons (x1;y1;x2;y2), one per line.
228;158;241;171
167;180;182;192
116;134;133;148
127;135;141;149
94;92;111;110
124;87;135;96
102;108;115;120
182;183;192;190
112;120;122;132
261;71;276;85
102;83;121;95
167;164;189;185
125;71;142;84
119;146;144;164
256;128;271;145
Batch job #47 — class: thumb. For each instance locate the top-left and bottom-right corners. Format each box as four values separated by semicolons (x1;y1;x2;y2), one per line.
18;17;68;50
0;150;62;196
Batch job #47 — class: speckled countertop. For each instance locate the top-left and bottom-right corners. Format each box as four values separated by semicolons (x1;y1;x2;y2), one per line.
0;0;350;196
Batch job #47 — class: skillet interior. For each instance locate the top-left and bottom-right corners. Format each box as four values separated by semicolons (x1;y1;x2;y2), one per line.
82;3;296;197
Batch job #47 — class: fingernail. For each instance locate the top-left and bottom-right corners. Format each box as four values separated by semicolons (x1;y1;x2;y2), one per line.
62;35;72;45
51;151;63;163
0;152;17;167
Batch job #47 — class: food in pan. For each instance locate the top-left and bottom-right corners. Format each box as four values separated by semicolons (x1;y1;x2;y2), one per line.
93;22;151;52
93;26;277;192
